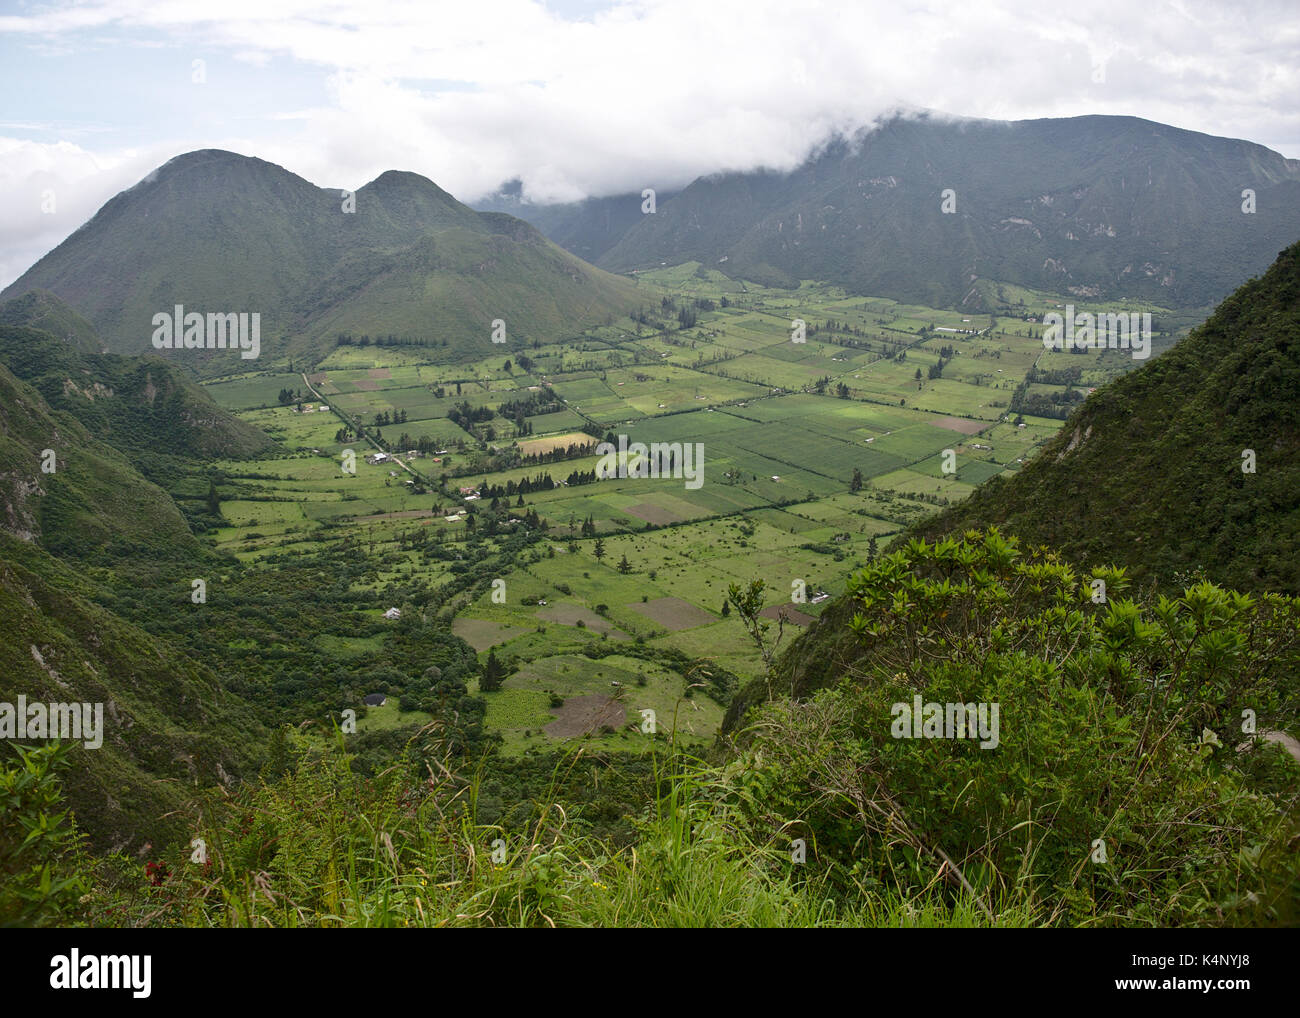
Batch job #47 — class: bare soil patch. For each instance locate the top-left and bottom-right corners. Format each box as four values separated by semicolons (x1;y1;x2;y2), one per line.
760;603;816;627
928;416;986;435
630;597;716;630
538;603;630;639
624;502;685;525
545;695;627;738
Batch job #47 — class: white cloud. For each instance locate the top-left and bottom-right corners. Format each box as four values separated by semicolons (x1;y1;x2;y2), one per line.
2;0;1299;287
0;139;178;289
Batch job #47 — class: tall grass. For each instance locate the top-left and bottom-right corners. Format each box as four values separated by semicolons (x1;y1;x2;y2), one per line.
82;723;1032;928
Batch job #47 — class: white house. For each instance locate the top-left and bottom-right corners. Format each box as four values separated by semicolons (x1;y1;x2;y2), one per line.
383;607;401;620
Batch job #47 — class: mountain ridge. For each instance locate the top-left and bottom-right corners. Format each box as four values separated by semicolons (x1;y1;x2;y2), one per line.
490;113;1300;309
2;150;645;372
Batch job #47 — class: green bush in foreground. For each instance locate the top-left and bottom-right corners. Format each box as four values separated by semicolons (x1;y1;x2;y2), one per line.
0;742;91;927
722;531;1299;926
66;731;1019;928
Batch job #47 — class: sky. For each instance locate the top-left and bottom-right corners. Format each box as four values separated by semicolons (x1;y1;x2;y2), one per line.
1;0;1298;288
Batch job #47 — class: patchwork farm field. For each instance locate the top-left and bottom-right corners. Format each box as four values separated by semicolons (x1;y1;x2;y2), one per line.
196;267;1163;749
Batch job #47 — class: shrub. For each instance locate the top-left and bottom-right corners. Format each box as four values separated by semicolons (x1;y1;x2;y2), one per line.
0;743;91;927
725;530;1300;926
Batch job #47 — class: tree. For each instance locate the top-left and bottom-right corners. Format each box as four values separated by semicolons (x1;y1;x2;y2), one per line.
617;554;632;574
726;579;787;697
480;647;505;692
206;479;222;516
594;538;606;562
849;468;863;493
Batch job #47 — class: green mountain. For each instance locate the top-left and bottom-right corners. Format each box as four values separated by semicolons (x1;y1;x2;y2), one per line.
0;359;203;564
912;239;1300;594
474;179;680;265
524;113;1300;309
0;362;265;852
0;533;263;854
0;297;275;464
0;150;645;372
0;289;100;354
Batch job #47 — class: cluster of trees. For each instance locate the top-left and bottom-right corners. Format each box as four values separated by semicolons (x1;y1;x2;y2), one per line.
476;472;564;499
811;377;851;397
497;391;563;420
448;400;494;428
1026;363;1084;386
809;317;873;339
631;309;664;330
392;433;462;455
924;347;956;380
496;391;565;436
562;467;603;488
1010;379;1085;420
335;333;450;348
519;441;595;466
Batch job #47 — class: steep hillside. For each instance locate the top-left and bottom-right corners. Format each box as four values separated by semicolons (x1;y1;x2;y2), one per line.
1;150;645;371
0;361;200;564
0;533;263;854
0;290;100;354
474;180;680;265
581;114;1300;309
0;315;275;464
912;240;1300;594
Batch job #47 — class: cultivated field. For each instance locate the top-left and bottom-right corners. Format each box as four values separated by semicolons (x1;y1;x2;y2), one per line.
197;268;1162;748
